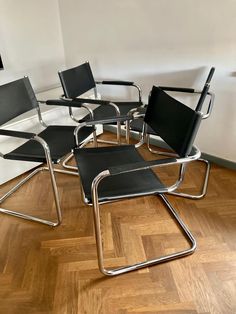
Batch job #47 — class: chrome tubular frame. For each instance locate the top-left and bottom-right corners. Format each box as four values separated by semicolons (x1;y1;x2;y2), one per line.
133;83;142;102
190;90;215;120
95;80;142;103
64;105;98;171
36;106;48;128
61;153;76;171
125;119;131;144
93;93;123;145
202;92;215;119
145;131;211;199
89;148;200;276
61;136;95;171
95;80;143;145
125;107;146;148
168;158;210;199
93;86;98;99
88;91;122;145
67;102;95;124
68;106;80;123
96;102;122;145
63;96;123;146
74;123;97;147
0;136;62;226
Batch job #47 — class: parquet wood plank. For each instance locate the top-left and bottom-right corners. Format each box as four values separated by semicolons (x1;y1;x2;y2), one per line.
0;132;235;313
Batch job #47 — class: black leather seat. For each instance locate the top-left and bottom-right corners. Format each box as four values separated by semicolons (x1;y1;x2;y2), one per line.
4;125;92;163
77;145;165;203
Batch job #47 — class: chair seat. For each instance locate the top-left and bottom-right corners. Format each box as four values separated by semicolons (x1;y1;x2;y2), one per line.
4;125;94;163
74;145;166;203
82;101;141;123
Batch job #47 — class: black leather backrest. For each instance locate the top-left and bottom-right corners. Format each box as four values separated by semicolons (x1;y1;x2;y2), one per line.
0;77;38;126
144;86;202;157
58;62;96;99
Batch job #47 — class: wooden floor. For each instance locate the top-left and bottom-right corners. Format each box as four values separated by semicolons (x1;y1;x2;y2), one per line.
0;133;236;314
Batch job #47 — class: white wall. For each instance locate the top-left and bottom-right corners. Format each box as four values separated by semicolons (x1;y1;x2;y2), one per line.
0;0;65;90
0;0;235;162
58;0;236;162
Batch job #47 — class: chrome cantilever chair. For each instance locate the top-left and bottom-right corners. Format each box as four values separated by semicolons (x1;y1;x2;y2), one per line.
0;77;95;226
73;85;203;276
47;61;143;146
129;67;215;199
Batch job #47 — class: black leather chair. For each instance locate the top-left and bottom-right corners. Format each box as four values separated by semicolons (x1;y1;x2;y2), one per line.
73;85;204;276
46;61;143;145
0;77;95;226
129;67;215;199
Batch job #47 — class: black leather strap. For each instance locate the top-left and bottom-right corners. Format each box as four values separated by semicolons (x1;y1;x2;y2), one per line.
46;98;111;107
71;98;111;105
98;80;134;86
159;86;195;93
0;129;36;139
46;99;83;107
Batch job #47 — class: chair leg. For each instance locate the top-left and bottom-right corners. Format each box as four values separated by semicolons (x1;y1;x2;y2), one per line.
0;165;62;227
97;121;122;145
168;159;210;199
134;132;146;148
92;192;196;276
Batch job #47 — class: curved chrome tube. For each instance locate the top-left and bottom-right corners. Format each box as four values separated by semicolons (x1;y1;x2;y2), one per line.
202;92;215;119
133;83;142;102
0;135;62;226
90;163;197;276
36;105;47;128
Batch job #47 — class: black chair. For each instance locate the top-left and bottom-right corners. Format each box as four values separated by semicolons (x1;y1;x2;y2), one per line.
129;67;215;199
73;85;204;276
46;61;143;146
0;77;95;226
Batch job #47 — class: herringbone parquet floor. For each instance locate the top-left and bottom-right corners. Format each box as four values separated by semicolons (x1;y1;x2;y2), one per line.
0;133;235;314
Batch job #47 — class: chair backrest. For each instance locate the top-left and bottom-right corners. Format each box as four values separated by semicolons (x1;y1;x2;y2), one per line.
0;77;38;126
144;86;202;157
195;67;215;112
58;62;96;99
